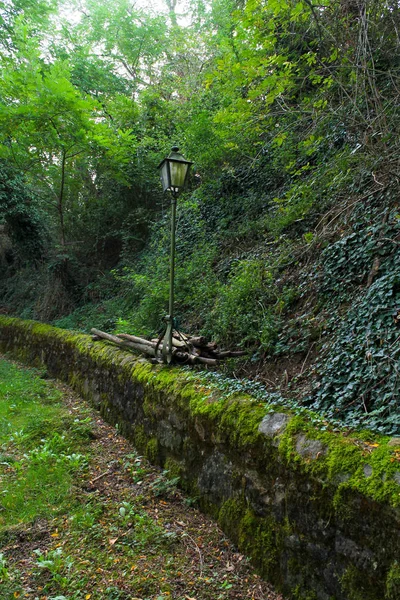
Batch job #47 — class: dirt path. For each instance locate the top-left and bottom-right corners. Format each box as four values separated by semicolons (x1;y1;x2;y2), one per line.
1;363;286;600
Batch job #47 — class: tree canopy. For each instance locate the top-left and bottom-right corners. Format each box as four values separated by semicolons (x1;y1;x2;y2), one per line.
1;0;400;433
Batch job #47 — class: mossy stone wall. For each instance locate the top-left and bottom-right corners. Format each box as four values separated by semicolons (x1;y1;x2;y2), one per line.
0;316;399;600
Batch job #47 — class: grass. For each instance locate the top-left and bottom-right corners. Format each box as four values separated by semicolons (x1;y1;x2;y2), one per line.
0;360;62;443
0;357;283;600
0;361;91;528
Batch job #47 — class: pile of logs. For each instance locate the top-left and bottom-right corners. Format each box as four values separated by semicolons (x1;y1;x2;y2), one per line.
91;328;246;365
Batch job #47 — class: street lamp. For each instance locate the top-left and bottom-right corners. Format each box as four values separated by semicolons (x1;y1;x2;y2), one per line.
158;146;193;363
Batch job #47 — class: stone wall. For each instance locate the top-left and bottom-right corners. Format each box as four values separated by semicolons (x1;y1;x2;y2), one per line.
0;316;399;600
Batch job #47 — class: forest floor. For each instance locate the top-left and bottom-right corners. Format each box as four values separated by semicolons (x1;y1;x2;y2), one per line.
0;356;286;600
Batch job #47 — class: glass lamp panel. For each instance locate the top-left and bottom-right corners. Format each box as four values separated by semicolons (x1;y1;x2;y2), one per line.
160;160;171;192
169;160;188;189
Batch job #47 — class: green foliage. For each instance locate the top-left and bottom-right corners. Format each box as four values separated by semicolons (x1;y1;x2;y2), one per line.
150;469;180;498
0;161;49;263
0;552;10;581
34;546;73;578
0;359;93;528
386;562;400;600
204;258;279;346
305;197;400;433
1;0;400;439
54;296;127;334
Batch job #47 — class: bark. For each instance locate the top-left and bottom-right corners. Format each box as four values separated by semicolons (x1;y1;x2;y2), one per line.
189;336;207;347
58;148;67;247
91;328;245;366
91;328;156;356
117;333;156;348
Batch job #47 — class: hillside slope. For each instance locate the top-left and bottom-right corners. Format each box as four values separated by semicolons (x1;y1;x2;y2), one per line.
0;0;399;434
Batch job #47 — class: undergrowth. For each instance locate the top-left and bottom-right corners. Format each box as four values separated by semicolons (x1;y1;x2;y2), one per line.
0;358;277;600
4;141;400;436
0;361;93;528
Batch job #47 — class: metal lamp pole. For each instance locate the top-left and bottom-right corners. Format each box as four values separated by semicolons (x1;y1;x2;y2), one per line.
158;147;193;363
163;189;177;363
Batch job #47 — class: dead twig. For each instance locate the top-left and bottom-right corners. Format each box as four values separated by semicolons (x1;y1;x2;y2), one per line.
299;342;316;377
181;532;204;577
91;470;111;483
314;186;388;234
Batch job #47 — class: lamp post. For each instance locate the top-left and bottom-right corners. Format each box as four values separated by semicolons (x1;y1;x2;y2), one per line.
158;146;193;363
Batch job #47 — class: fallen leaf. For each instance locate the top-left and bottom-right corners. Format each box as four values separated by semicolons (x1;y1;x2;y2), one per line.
108;538;118;545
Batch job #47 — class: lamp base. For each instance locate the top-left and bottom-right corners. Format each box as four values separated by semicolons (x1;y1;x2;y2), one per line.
161;314;174;364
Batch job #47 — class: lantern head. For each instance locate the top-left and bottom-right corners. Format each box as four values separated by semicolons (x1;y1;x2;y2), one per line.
158;146;193;195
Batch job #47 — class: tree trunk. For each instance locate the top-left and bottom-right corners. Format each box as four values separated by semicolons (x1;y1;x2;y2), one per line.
58;148;67;247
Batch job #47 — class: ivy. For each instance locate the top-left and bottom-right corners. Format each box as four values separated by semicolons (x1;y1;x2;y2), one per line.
308;267;400;433
304;195;400;434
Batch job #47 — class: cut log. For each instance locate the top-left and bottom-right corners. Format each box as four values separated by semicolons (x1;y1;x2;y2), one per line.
117;333;156;348
91;328;124;345
174;352;218;366
91;328;156;357
207;342;218;351
123;342;156;356
195;355;218;365
214;350;247;358
171;337;188;349
187;336;207;347
151;337;188;349
173;330;189;341
91;328;243;366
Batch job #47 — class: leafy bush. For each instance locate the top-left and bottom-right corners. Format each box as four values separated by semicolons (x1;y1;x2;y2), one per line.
204;259;277;346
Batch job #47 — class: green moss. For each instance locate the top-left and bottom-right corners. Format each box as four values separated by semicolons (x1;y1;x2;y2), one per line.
142;389;163;419
239;509;281;577
146;437;159;463
219;398;266;449
218;498;246;543
332;485;358;522
131;360;157;383
0;316;399;600
340;565;381;600
278;415;305;463
68;372;85;394
133;425;147;453
285;557;325;600
276;411;400;507
164;457;182;480
311;431;400;507
386;561;400;600
292;586;318;600
218;498;284;583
